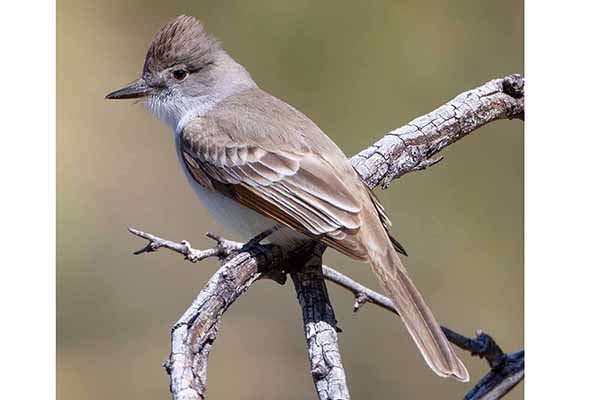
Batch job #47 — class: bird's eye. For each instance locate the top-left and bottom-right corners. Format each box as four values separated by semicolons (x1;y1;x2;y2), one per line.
172;69;188;81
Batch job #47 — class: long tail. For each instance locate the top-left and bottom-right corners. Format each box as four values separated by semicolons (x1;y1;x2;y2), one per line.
363;224;469;382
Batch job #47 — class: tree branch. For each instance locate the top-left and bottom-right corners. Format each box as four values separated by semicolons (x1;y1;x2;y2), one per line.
321;265;524;400
129;228;349;400
129;74;524;400
352;74;524;189
129;229;286;400
289;244;350;400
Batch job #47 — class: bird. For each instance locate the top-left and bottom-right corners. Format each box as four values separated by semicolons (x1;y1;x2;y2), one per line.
105;15;468;382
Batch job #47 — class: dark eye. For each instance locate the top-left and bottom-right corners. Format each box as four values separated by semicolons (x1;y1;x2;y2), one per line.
172;69;188;81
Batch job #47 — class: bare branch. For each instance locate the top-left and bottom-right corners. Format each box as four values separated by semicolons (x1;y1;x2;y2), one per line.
130;228;286;400
128;227;242;262
130;228;352;400
129;74;525;400
351;74;524;188
166;251;264;400
321;265;524;400
322;265;396;313
464;351;524;400
289;245;350;400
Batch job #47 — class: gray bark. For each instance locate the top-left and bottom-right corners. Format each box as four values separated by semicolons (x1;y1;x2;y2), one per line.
129;74;525;400
289;244;350;400
352;74;524;190
321;265;524;400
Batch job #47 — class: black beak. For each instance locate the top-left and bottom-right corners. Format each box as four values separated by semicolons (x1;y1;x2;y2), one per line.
105;79;152;100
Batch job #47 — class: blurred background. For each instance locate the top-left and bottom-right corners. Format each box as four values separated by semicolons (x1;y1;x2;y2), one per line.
57;1;523;399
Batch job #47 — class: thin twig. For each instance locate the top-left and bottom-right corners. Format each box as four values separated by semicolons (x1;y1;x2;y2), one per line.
129;228;287;400
128;227;242;261
322;265;395;313
128;228;525;400
130;226;352;400
321;265;524;400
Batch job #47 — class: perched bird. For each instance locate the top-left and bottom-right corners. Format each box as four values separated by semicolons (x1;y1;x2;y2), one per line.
106;15;468;382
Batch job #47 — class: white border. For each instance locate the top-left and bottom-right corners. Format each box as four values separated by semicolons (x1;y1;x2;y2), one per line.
2;1;600;398
0;1;56;399
526;1;600;398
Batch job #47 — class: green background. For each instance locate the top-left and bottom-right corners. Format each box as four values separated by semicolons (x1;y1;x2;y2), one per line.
57;1;523;398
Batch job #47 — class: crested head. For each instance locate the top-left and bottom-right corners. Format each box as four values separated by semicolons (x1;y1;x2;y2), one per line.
106;15;256;130
143;15;221;75
105;15;258;131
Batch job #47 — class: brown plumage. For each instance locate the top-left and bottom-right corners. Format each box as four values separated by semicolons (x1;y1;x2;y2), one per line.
107;15;469;383
143;15;221;73
180;88;469;382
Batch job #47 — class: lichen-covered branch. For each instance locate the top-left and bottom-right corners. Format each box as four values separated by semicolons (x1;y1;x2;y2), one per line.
129;74;525;400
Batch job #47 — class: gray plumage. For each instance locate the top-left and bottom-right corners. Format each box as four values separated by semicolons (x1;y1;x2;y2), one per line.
106;15;469;383
144;15;221;73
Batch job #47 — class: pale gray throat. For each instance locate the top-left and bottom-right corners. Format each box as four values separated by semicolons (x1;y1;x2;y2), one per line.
144;55;258;134
174;93;221;134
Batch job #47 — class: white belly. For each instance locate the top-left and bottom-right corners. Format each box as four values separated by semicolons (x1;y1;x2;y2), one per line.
190;181;274;237
175;136;308;247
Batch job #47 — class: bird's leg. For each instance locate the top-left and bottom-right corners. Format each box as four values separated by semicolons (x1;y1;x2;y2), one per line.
240;225;280;251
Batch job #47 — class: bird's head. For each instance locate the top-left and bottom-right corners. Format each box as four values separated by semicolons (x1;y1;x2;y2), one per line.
105;15;254;129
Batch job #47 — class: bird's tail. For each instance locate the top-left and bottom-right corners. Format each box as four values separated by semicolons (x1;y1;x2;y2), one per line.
363;223;469;382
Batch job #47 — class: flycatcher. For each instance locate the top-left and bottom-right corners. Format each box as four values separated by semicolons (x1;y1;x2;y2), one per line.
106;15;468;382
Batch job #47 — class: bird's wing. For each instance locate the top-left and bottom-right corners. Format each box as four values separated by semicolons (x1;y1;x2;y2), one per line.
180;108;368;260
365;186;408;256
180;89;467;382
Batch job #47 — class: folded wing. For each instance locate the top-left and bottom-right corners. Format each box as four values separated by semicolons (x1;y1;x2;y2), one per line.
181;118;369;260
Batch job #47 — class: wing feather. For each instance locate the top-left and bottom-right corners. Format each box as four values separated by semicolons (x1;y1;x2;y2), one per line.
181;121;367;259
365;186;408;256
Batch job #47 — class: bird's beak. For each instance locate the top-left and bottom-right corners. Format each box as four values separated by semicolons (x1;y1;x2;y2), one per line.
105;78;152;100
